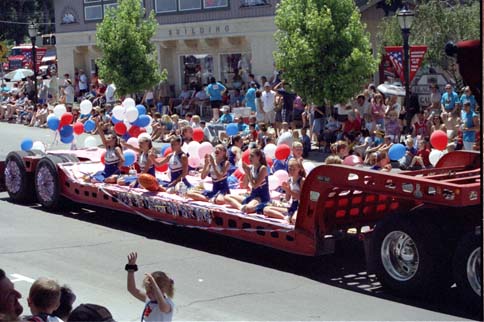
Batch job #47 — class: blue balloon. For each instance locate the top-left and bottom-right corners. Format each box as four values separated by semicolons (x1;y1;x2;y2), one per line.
135;115;150;128
123;150;136;167
136;104;146;116
20;138;33;151
47;116;60;131
111;116;121;124
226;123;238;136
59;125;74;138
60;135;74;144
84;119;96;133
160;143;170;155
122;133;131;141
388;143;406;160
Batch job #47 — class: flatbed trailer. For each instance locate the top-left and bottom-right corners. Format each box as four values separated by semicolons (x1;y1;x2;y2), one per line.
1;149;481;309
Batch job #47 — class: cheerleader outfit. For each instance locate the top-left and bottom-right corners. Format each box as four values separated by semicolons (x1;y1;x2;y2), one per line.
227;146;238;175
92;147;120;182
203;161;230;199
123;151;155;186
161;152;192;187
242;165;270;213
286;176;301;219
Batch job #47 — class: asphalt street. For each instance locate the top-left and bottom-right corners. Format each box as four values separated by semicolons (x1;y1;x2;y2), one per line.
0;123;481;321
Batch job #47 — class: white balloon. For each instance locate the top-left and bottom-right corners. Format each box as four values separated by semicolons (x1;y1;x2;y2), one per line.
198;141;214;159
80;100;93;115
84;136;98;148
127;137;139;149
125;107;139;123
188;155;201;169
273;170;289;185
123;119;132;131
122;98;136;109
429;149;444;166
112;105;126;120
263;143;277;159
277;131;294;148
268;175;280;191
145;125;153;135
303;161;316;174
187;141;201;157
32;141;46;153
53;104;67;118
181;142;189;153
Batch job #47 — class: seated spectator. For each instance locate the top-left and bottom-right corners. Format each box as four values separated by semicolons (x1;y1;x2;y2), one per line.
408;139;431;169
217;105;233;124
370;151;392;171
25;277;62;322
29;104;49;127
67;303;115;322
169;85;192;115
324;155;343;165
52;285;76;322
229;89;244;108
384;110;402;142
300;127;311;158
398;136;417;170
0;269;23;319
319;115;340;152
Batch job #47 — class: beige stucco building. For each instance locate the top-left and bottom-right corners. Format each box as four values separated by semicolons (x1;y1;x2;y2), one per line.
54;0;388;93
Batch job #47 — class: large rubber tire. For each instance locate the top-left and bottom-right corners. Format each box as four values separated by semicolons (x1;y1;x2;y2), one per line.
369;213;452;297
453;230;482;311
4;151;37;203
34;155;64;210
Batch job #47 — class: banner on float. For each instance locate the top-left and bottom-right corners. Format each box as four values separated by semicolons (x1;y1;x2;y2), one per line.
384;45;428;84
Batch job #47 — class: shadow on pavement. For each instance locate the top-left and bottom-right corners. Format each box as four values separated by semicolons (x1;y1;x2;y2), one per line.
8;198;482;321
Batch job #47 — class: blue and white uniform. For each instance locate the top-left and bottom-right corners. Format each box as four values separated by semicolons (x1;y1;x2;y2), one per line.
227;147;238;175
139;151;156;177
286;176;301;218
161;152;192;187
92;147;120;182
242;165;270;213
203;160;230;199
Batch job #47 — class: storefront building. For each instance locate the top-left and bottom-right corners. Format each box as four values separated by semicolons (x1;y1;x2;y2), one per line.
53;0;387;93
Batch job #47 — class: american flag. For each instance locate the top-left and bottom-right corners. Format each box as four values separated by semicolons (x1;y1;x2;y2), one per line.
388;50;404;82
24;51;32;63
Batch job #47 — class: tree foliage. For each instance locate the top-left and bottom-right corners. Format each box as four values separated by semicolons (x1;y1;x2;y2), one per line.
376;0;480;70
273;0;378;105
96;0;166;96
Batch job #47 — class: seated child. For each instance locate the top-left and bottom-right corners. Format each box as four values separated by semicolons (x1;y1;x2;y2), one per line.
263;158;305;224
187;144;230;204
408;139;431;169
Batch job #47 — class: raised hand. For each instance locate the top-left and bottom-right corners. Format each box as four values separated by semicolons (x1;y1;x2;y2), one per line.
127;252;138;265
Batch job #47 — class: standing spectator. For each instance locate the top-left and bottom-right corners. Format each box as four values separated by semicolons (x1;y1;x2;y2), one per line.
48;73;59;102
74;69;80;99
441;84;460;114
274;81;296;130
460;100;479;150
0;269;23;319
207;77;226;122
429;84;441;113
25;278;62;322
460;86;478;112
353;94;370;119
311;105;326;144
126;252;175;322
105;82;116;106
261;82;276;126
248;73;260;89
244;83;257;113
255;90;264;123
79;69;88;96
371;93;386;130
90;71;99;90
63;80;75;111
412;111;429;138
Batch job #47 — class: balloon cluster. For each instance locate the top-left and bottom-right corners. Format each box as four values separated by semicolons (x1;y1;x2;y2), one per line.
110;99;153;142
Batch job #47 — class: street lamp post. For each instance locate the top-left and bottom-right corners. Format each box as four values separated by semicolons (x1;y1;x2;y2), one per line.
397;4;414;122
28;22;38;103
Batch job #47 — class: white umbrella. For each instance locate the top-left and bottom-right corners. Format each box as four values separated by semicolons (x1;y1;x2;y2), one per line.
4;68;34;81
377;83;406;97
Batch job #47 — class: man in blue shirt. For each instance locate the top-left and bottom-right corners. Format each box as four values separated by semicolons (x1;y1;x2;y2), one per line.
441;84;460;114
244;83;257;112
207;77;226;122
460;100;479;151
217;105;233;124
460;86;478;112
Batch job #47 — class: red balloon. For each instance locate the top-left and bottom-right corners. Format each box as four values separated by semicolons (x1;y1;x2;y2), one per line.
242;149;250;165
193;128;204;142
73;122;84;135
266;156;273;167
430;130;448;151
163;147;172;157
128;126;141;138
100;151;106;164
60;112;73;127
275;144;291;161
114;122;127;135
139;128;147;134
155;162;168;173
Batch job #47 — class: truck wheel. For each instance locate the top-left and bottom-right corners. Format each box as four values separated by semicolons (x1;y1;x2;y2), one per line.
453;230;482;310
34;155;64;210
370;213;451;297
4;151;36;203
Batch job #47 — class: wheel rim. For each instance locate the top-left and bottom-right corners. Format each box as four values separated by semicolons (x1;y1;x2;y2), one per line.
5;160;22;194
466;247;482;296
381;230;419;281
36;165;55;203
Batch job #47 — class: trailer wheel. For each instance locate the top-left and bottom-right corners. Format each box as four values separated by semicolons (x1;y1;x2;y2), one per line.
453;230;482;310
370;213;450;297
4;151;36;203
34;155;64;210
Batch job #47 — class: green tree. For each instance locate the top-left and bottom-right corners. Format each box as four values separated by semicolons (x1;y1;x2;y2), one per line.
96;0;166;96
274;0;378;105
376;0;480;70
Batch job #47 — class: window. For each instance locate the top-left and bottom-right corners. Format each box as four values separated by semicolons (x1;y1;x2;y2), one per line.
180;55;214;88
220;53;251;90
179;0;201;11
155;0;177;12
203;0;228;9
85;5;103;20
84;0;101;3
240;0;268;7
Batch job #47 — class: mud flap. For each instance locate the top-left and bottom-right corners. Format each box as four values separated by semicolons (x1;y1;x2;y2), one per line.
0;161;5;192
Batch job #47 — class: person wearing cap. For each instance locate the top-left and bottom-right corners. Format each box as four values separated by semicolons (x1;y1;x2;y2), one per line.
207;77;226;122
460;100;479;151
217;105;233;124
261;82;276;125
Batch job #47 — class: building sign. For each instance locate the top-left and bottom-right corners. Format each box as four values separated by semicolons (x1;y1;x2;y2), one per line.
168;24;230;37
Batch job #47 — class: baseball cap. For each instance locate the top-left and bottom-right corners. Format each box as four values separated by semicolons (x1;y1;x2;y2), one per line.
68;304;115;322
